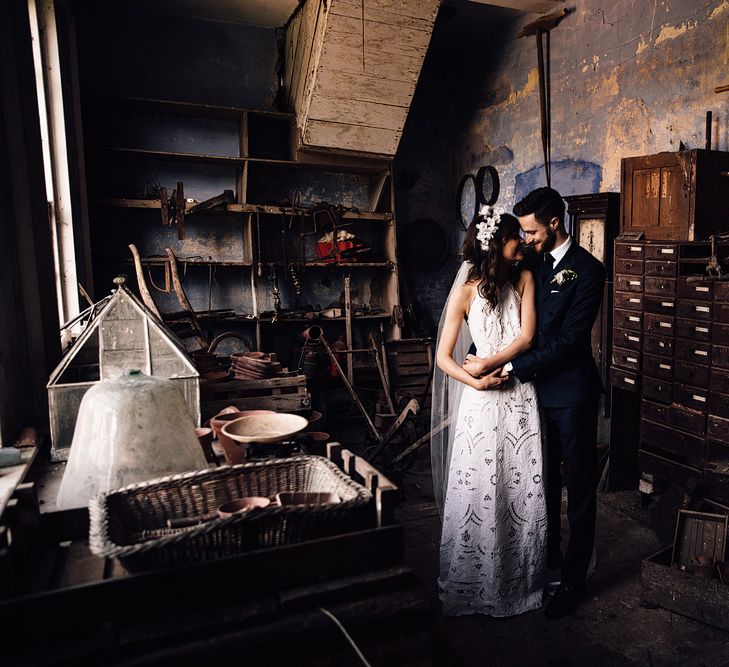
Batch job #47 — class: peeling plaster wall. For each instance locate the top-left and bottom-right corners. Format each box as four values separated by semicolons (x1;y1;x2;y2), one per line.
460;0;729;204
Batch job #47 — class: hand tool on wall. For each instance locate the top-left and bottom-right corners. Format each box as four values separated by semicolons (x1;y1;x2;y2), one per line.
160;186;170;226
369;332;395;414
175;181;185;240
186;190;234;215
255;209;263;277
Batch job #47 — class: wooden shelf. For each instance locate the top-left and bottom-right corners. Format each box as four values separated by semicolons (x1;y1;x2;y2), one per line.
93;198;393;221
94;147;388;174
201;313;391;324
112;257;253;267
269;261;394;269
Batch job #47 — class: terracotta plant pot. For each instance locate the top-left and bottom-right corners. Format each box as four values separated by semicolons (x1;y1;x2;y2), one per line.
195;427;216;464
218;435;248;465
217;496;271;517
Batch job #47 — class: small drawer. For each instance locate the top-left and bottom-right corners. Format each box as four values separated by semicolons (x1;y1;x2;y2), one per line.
612;348;640;372
643;313;674;335
708;415;729;446
613;327;642;351
610;366;639;392
614;308;642;331
640;418;705;464
615;274;644;293
711;369;729;395
615;242;644;259
643;375;673;403
614;291;643;312
670;405;706;435
713;323;729;344
641;353;673;380
645;243;677;260
643;334;674;357
675;338;711;365
673;360;710;387
710;392;729;420
675;318;711;342
677;300;712;321
673;383;709;412
641;399;670;424
615;258;643;275
677;278;713;301
645;260;677;277
713;345;729;369
715;302;729;325
715;281;729;301
643;295;676;316
644;276;676;296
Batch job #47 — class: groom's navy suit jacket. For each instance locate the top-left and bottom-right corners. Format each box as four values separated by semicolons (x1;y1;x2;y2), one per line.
511;241;606;408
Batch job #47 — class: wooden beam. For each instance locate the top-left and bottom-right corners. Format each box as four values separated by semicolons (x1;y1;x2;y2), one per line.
468;0;565;13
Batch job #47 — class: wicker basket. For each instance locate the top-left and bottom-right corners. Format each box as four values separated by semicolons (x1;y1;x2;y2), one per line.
89;456;372;572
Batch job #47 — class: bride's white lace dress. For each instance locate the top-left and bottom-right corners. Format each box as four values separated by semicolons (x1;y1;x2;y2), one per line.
439;282;547;616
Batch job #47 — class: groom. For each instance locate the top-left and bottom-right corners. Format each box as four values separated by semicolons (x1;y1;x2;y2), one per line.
464;187;605;619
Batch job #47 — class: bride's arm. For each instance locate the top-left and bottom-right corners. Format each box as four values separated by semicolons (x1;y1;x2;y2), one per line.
436;286;507;391
462;272;536;376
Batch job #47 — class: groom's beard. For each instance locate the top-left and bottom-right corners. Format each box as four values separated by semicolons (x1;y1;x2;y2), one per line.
541;227;558;254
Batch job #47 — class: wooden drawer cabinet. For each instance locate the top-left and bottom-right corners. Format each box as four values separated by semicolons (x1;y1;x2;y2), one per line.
610;366;639;392
714;302;729;324
715;281;729;301
711;369;729;395
677;278;712;301
644;277;676;296
615;274;643;292
643;333;674;356
615;309;642;331
673;383;709;412
643;295;675;315
614;292;643;311
640;418;705;464
643;313;674;335
713;323;729;344
712;345;729;369
645;243;678;260
674;360;709;387
612;348;640;372
643;376;672;403
675;318;711;342
677;300;712;321
615;242;645;259
615;258;643;275
642;353;673;380
669;405;706;435
645;260;677;277
675;338;711;365
613;328;642;351
709;392;729;419
708;415;729;445
641;399;670;424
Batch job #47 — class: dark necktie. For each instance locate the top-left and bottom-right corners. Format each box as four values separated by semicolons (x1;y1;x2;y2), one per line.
541;253;555;285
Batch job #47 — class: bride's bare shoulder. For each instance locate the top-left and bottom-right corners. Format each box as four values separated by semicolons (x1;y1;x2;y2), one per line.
516;269;534;295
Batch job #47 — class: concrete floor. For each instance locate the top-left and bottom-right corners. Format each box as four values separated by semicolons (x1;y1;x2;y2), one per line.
394;475;729;667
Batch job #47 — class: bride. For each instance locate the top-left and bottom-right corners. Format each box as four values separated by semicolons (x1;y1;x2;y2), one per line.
432;205;547;617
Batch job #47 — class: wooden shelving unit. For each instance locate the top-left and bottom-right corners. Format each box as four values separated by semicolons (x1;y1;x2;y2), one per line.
84;95;401;368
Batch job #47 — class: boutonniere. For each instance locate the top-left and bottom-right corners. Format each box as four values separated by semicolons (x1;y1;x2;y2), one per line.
550;269;578;287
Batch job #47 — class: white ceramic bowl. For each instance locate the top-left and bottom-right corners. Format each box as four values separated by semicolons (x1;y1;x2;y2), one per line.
221;413;309;445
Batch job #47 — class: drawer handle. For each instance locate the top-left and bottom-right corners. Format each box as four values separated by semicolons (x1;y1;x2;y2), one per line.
630;246;642;252
629;280;641;286
659;364;671;370
693;394;707;403
660;248;675;254
628;316;640;322
696;286;710;293
628;335;640;342
696;306;710;313
661;301;674;308
696;327;709;333
629;298;641;303
625;262;632;269
627;357;638;363
695;350;708;356
624;378;636;385
659;322;672;328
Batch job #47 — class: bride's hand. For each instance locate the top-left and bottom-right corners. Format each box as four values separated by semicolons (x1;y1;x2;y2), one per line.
463;354;488;377
475;367;505;390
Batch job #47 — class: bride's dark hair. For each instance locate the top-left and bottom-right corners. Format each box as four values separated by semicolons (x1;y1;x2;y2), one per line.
463;211;521;309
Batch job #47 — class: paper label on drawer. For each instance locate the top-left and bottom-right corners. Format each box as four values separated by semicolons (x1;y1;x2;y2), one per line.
696;286;709;292
629;280;641;286
659;322;672;328
661;302;674;307
696;327;709;333
628;316;640;322
695;350;708;356
696;306;710;312
630;246;642;252
693;395;707;403
659;364;671;370
629;298;640;303
628;336;639;342
627;357;638;363
660;248;675;254
624;378;636;385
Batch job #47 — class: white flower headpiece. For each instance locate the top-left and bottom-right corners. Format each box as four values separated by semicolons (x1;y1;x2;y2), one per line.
476;204;502;250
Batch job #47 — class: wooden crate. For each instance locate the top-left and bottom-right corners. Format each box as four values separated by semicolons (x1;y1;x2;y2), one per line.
201;374;310;420
386;338;433;413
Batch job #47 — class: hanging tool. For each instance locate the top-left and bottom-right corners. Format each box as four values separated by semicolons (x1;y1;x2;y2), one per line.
160;186;170;226
270;263;281;321
186;190;234;215
255;210;263;278
172;181;185;240
369;332;395;414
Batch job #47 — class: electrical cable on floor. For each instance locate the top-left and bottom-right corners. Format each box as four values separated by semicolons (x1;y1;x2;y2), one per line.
318;606;372;667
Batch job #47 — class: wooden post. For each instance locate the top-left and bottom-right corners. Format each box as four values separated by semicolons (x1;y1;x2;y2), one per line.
344;273;353;384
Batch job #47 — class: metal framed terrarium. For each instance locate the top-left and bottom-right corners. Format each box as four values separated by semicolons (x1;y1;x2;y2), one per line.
47;277;200;461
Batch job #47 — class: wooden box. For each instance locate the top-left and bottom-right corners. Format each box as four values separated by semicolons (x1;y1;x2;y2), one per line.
621;149;729;240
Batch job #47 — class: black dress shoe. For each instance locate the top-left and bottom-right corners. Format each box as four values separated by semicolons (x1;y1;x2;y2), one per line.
544;582;584;619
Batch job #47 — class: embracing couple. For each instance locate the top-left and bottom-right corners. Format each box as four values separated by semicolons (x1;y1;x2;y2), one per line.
431;186;606;619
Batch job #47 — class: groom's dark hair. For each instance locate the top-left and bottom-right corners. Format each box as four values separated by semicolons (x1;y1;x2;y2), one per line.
513;187;566;229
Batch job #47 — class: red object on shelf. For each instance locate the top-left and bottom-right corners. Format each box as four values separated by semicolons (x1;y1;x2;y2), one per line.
315;240;356;263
